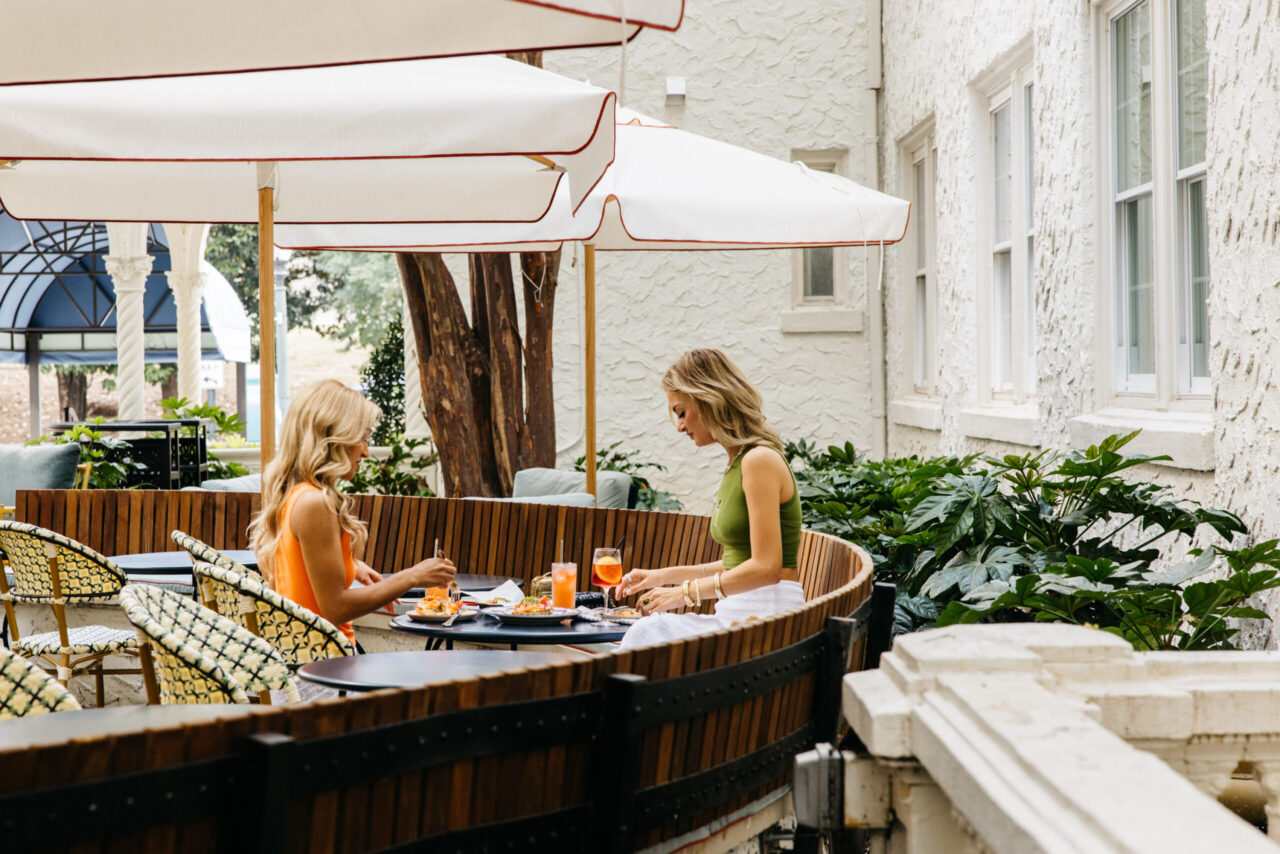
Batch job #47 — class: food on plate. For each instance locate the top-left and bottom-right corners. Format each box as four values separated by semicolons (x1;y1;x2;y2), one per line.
413;592;463;616
511;595;556;615
607;607;640;618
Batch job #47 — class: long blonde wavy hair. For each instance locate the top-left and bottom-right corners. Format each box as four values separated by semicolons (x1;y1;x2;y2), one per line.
249;379;380;584
662;349;783;455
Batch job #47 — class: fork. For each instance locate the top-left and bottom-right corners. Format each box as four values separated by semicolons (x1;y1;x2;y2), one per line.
441;580;463;626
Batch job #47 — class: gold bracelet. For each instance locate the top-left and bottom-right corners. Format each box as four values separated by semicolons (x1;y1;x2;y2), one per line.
692;579;702;608
714;572;726;600
682;580;696;608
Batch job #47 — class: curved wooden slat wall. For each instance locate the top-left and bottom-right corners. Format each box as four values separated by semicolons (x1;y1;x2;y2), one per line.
7;489;874;853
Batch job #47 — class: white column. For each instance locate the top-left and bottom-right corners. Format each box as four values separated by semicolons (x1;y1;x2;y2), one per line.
162;223;210;405
105;222;153;422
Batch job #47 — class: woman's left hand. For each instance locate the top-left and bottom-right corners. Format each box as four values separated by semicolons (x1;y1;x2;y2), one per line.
637;585;686;615
354;560;383;586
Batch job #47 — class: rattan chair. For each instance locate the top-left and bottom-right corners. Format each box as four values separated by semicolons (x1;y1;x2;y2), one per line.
0;521;142;705
172;530;354;665
0;644;81;719
192;560;354;666
118;583;300;705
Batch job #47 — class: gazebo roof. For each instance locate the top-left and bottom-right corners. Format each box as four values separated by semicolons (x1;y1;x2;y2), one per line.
0;211;249;365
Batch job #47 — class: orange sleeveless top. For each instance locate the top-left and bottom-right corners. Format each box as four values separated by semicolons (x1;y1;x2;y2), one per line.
274;482;356;646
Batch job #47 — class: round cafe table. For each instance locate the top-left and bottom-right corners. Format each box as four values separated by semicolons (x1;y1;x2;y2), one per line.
297;650;575;692
389;612;629;650
109;549;260;575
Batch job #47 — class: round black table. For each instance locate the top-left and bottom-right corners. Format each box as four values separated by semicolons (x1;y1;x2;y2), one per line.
297;650;575;691
109;549;259;575
389;612;629;649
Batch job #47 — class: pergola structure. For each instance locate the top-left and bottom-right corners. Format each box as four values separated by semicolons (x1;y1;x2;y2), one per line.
0;211;249;436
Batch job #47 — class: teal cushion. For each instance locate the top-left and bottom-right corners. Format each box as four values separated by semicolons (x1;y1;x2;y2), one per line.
511;468;630;509
473;492;599;508
0;443;81;506
199;474;262;492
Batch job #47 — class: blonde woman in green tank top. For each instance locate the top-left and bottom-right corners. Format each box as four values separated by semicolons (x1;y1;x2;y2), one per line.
618;350;804;646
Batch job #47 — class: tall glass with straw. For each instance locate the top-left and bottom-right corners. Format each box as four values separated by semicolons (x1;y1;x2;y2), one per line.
551;538;576;609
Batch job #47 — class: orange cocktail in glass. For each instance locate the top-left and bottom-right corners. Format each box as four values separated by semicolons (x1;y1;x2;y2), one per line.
591;548;623;609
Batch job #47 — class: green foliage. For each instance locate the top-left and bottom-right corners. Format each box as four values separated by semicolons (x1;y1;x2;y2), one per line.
296;251;403;351
343;436;437;497
158;397;246;437
158;398;250;482
791;432;1275;650
573;441;683;511
359;316;406;445
26;424;145;489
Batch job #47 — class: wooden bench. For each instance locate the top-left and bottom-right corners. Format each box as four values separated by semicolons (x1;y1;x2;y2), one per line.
3;489;878;853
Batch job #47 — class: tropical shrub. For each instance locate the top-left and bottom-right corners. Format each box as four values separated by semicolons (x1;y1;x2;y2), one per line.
344;435;437;497
359;315;407;445
789;432;1280;650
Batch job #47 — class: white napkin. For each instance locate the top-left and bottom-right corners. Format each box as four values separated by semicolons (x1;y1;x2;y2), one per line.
466;580;525;605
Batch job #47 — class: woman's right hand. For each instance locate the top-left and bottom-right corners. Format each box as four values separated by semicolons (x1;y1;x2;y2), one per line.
408;556;456;587
618;568;661;599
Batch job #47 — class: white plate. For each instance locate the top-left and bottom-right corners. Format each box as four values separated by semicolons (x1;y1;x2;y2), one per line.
491;606;578;625
407;608;479;624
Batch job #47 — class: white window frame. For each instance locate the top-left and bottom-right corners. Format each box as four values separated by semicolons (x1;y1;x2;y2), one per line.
1094;0;1210;411
974;43;1036;405
900;124;937;397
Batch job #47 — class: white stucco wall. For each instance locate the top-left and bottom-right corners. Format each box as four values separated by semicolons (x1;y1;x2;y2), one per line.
533;0;882;510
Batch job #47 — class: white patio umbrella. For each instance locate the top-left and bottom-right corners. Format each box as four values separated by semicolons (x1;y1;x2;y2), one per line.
276;110;911;494
0;0;685;85
0;56;617;460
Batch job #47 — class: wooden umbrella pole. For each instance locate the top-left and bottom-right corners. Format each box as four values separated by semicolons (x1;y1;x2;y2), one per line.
258;182;276;464
584;244;597;499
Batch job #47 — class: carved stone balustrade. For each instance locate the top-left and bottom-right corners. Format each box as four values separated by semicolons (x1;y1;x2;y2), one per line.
842;624;1280;853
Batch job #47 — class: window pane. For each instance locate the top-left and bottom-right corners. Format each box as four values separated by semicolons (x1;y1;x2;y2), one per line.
1024;83;1035;227
992;103;1013;244
1176;0;1207;169
913;160;927;270
1122;194;1155;377
803;245;834;297
1026;234;1036;379
993;250;1013;389
1114;1;1152;192
915;275;928;387
1185;178;1209;379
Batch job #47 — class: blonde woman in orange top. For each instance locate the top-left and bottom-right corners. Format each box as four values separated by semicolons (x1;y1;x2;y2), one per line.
249;380;455;646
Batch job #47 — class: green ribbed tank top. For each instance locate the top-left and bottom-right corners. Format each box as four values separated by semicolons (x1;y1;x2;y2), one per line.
710;445;802;570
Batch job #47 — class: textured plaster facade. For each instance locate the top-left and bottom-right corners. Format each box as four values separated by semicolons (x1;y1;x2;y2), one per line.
879;1;1280;640
534;0;882;512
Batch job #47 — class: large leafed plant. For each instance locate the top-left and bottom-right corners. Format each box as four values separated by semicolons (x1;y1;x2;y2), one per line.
791;433;1280;650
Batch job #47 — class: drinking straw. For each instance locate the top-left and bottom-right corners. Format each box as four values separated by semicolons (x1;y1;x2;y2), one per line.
434;537;440;558
559;539;564;563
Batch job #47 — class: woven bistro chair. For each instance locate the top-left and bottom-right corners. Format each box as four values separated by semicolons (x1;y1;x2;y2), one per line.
0;644;81;719
172;530;354;665
169;529;253;575
118;583;300;705
0;521;143;706
191;560;354;667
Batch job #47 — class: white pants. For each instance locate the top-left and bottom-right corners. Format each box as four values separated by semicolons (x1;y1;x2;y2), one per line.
618;581;806;650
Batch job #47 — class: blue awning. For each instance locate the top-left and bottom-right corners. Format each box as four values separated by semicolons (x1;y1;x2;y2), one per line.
0;213;249;365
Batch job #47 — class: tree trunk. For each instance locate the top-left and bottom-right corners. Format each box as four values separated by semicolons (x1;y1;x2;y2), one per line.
55;367;88;421
398;250;561;497
395;48;562;498
160;367;179;403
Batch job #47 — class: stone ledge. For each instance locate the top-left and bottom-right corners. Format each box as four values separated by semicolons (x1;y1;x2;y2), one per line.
1068;408;1214;471
889;397;942;431
958;402;1040;447
779;308;864;334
